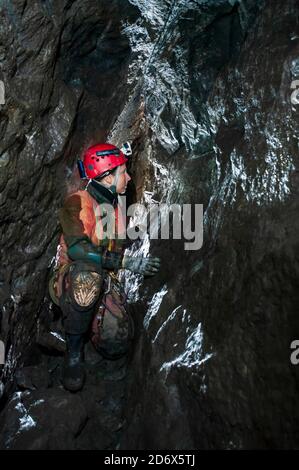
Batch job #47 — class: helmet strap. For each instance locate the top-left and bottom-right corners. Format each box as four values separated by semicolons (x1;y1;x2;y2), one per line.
89;165;122;197
111;165;122;193
85;179;92;190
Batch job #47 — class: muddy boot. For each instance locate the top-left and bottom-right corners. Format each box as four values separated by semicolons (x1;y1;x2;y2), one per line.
62;334;86;392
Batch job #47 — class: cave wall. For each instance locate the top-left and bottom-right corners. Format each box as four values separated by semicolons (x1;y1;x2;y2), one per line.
121;0;299;449
1;0;299;450
0;0;138;378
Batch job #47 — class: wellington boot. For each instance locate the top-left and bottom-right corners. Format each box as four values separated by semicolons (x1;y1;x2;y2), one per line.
62;334;86;392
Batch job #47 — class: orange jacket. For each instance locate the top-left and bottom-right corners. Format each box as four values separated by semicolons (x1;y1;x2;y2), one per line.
57;189;127;269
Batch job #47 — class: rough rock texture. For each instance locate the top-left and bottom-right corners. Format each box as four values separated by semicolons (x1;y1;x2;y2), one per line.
121;0;299;450
0;0;138;378
1;0;299;450
0;344;127;450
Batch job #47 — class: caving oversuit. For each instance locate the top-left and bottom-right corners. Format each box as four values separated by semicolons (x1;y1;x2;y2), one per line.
50;143;160;392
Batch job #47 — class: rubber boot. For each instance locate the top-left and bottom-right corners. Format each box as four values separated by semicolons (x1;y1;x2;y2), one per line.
62;333;86;392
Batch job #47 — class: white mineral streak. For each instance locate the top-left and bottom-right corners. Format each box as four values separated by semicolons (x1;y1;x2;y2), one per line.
25;130;37;145
143;284;168;329
49;243;62;270
48;256;56;268
152;304;183;343
120;233;151;303
15;401;37;432
50;331;65;342
4;392;38;447
206;79;295;212
3;345;17;378
160;322;214;374
123;0;213;157
31;399;45;406
3;392;44;448
128;0;170;29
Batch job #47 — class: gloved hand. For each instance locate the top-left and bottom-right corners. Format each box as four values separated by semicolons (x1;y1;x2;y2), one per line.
122;255;161;276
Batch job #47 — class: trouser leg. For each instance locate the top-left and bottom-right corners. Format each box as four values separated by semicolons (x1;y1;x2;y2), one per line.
59;261;102;392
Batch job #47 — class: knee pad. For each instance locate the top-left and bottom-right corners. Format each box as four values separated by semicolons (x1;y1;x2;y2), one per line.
71;270;102;308
64;261;103;311
60;262;103;335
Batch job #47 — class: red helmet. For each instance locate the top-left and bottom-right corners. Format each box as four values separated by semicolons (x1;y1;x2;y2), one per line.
83;143;128;179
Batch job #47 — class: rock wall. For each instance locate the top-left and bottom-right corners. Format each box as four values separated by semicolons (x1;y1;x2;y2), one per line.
0;0;138;378
121;0;299;449
1;0;299;450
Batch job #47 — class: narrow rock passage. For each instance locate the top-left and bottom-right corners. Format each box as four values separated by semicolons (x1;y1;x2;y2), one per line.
1;0;299;450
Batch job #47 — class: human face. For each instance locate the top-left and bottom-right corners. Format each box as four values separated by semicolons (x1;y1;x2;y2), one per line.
115;164;131;194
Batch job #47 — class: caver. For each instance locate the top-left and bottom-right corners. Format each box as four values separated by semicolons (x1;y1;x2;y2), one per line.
49;142;160;392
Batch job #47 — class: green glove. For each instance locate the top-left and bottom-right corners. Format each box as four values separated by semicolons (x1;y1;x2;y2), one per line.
122;256;161;276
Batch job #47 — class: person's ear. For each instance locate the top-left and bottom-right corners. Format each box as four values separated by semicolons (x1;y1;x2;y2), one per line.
104;174;114;185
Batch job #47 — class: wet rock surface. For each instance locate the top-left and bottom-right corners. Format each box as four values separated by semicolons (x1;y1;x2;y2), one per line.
0;341;127;450
1;0;299;450
121;0;299;450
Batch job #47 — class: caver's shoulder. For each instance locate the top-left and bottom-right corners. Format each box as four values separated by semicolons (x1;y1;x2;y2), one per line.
62;190;93;209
